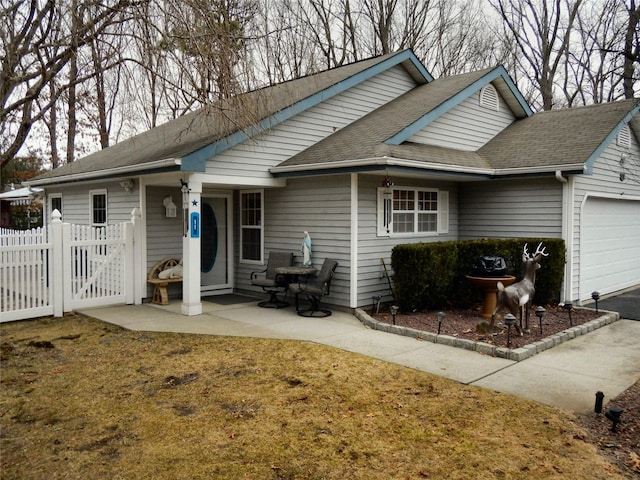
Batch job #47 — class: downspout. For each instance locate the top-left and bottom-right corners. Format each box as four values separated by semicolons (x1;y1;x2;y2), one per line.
350;173;358;309
556;171;573;303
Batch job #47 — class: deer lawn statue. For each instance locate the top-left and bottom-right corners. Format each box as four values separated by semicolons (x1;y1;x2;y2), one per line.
491;243;549;335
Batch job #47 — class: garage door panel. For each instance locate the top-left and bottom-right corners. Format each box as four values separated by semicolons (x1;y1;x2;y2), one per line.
580;198;640;301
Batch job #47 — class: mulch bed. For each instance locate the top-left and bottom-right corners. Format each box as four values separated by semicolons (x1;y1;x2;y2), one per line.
370;303;604;349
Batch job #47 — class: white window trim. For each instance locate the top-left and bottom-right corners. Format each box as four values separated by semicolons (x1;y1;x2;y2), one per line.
48;193;62;221
90;189;107;227
239;189;264;264
377;187;449;237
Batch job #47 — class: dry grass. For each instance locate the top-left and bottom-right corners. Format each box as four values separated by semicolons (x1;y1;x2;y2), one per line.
0;313;625;479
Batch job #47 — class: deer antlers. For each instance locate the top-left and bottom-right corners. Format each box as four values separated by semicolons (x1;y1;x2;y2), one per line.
523;242;549;261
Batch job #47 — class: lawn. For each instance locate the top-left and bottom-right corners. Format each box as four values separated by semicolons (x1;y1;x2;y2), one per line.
0;313;625;479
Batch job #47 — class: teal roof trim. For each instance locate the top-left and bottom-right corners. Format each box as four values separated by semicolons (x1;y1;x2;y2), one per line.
384;66;532;145
584;103;640;174
180;50;433;170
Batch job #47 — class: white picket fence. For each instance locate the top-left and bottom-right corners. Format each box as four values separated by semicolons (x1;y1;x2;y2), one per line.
0;210;141;322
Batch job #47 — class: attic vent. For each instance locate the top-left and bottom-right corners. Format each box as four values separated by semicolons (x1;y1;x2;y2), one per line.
617;125;630;148
479;84;499;111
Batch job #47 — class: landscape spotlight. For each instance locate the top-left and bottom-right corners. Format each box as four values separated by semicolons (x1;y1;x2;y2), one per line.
605;407;623;431
437;311;446;335
562;302;573;326
535;306;545;335
504;313;516;347
390;305;399;325
591;291;600;313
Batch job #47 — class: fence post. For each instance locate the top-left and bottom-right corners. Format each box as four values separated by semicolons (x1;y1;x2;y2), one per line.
50;210;63;317
62;221;72;312
131;208;143;305
124;221;134;305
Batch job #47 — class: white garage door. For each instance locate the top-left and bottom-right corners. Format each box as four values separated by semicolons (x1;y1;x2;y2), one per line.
580;197;640;301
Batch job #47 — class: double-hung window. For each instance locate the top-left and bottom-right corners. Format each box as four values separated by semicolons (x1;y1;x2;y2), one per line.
49;193;62;221
240;190;263;263
378;187;448;236
90;189;107;226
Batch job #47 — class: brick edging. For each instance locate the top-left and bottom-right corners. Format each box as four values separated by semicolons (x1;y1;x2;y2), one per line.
353;308;620;362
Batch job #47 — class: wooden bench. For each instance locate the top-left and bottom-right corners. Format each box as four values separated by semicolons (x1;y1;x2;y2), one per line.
148;258;182;305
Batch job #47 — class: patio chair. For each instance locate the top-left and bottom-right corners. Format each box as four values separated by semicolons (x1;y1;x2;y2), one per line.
288;258;338;317
251;251;294;308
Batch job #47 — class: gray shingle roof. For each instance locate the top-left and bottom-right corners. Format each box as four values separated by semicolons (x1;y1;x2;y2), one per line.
480;98;640;170
274;68;497;169
274;95;639;176
32;51;414;183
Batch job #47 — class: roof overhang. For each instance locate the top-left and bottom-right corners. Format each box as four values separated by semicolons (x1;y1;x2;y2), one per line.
26;158;182;187
270;156;585;180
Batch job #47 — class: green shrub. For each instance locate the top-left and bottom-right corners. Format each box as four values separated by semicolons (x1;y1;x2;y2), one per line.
391;238;565;312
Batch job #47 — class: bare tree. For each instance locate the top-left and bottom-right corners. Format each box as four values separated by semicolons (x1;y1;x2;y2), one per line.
491;0;584;111
621;0;639;98
0;0;145;169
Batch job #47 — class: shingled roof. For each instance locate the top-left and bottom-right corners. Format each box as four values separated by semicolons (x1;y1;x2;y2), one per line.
479;98;640;172
32;51;429;184
272;94;639;178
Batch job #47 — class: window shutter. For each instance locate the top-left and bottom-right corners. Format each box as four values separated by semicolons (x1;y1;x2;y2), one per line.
438;190;449;234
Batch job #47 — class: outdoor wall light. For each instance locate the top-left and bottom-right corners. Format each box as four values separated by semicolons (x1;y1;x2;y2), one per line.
163;196;177;218
605;407;623;431
535;306;546;335
390;305;399;325
562;302;573;326
437;311;446;334
504;313;516;347
591;291;600;313
119;179;134;192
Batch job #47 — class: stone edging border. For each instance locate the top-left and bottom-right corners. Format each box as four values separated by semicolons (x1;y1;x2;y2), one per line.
353;308;620;362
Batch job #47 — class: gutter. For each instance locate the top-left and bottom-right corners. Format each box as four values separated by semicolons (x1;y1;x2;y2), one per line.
271;156;586;178
26;158;182;186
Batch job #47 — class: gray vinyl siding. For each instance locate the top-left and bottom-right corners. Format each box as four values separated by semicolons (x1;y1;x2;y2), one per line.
458;178;563;239
236;176;352;308
570;134;640;302
356;175;459;308
145;186;184;299
43;181;140;225
408;88;516;150
204;65;417;178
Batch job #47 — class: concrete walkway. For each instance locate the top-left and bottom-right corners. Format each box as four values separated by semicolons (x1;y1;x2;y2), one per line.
81;295;640;415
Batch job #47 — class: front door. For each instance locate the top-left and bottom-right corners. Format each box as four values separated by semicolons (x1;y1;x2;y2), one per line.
200;194;232;294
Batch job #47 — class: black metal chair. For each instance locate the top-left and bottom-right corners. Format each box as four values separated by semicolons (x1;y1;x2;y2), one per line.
288;258;338;317
250;251;294;308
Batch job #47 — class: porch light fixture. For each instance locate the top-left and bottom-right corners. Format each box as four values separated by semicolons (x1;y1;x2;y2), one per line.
120;179;134;192
390;305;399;325
535;306;545;335
180;180;190;237
437;311;446;335
591;291;600;313
163;196;177;218
504;313;516;347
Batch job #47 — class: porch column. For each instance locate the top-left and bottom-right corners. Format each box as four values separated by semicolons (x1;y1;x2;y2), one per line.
182;180;202;316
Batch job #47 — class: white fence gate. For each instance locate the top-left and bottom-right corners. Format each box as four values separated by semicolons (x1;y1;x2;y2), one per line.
1;210;140;322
